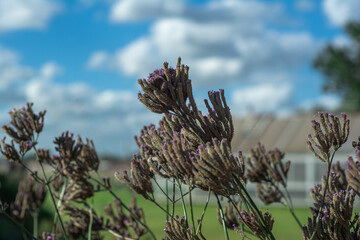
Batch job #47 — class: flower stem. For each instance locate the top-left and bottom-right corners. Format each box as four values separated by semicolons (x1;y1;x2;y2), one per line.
90;177;157;240
215;193;230;240
309;151;336;240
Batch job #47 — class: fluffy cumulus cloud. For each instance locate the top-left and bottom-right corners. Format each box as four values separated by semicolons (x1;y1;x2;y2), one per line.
0;46;156;155
323;0;360;26
299;94;342;111
231;81;294;116
0;0;62;32
88;0;319;87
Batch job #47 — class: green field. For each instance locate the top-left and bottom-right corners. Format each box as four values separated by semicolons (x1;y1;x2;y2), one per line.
41;185;311;240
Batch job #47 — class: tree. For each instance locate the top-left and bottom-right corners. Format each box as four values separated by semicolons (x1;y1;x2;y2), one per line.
314;22;360;111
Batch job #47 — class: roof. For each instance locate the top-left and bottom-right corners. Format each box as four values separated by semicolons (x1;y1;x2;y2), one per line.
231;113;360;153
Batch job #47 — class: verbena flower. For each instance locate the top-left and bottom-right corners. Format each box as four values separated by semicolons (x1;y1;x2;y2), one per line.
307;112;349;162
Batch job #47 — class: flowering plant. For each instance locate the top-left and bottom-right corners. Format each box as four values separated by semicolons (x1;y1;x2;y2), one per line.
0;58;359;240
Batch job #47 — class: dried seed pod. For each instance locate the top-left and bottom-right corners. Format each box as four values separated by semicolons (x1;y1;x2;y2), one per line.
37;148;51;164
309;167;348;214
307;112;349;162
114;154;154;200
236;209;274;240
11;177;47;221
104;195;147;239
62;204;103;238
0;137;20;162
192;138;246;196
345;156;360;196
217;198;242;229
138;58;188;114
164;214;200;240
1;103;46;144
246;143;290;187
256;183;282;205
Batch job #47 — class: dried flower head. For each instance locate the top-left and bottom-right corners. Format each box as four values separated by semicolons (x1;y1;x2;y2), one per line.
307;112;349;162
246;143;291;187
345;156;360;196
114;154;154;200
105;195;147;239
191;138;245;196
164;214;199;240
138;58;188;114
61;204;103;239
0;137;20;162
217;198;242;229
302;203;358;240
256;183;282;205
1;103;45;144
11;177;47;221
309;168;348;213
237;209;274;240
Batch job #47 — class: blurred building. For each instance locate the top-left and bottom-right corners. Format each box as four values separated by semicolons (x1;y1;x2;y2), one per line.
231;113;360;206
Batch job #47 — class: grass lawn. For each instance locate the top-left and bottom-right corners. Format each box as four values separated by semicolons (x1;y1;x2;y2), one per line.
41;184;311;240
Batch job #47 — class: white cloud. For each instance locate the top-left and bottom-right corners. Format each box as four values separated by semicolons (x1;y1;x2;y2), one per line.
0;46;157;155
110;0;184;22
299;94;342;111
323;0;360;26
231;81;293;116
89;0;318;86
0;0;62;32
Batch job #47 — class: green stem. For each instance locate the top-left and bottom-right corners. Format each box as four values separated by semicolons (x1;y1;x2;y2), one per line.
188;181;195;232
175;176;188;227
165;179;169;240
280;190;303;230
195;187;211;236
233;175;275;240
31;211;38;238
271;181;302;230
310;152;336;240
215;193;230;240
38;160;68;240
52;178;67;233
88;199;94;240
172;180;176;217
90;177;157;240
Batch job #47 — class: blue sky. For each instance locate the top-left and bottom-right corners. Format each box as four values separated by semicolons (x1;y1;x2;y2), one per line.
0;0;359;155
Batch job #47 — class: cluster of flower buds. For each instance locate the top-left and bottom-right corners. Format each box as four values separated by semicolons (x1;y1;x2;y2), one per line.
0;103;46;161
163;214;200;240
236;209;274;240
61;204;103;239
302;209;360;240
246;143;290;185
191;138;245;196
217;199;242;229
137;58;234;144
256;183;282;205
245;143;290;205
114;154;154;200
52;132;100;202
138;58;188;114
1;103;45;143
309;165;348;213
104;196;147;239
10;177;47;221
307;112;349;162
345;138;360;196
